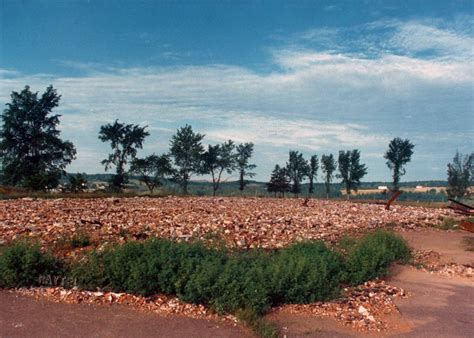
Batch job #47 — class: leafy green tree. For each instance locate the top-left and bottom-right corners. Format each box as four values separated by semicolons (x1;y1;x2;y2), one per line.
384;138;414;191
267;164;290;197
98;120;149;192
0;86;76;190
129;154;172;193
169;124;205;195
308;155;319;194
65;173;88;193
446;151;474;199
236;142;256;194
337;150;368;196
201;140;236;196
321;154;337;198
286;150;309;197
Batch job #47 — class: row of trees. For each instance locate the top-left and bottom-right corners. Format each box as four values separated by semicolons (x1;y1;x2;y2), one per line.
99;122;256;195
267;150;368;197
0;85;473;199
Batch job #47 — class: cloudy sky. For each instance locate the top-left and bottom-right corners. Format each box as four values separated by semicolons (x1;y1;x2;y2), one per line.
1;0;473;181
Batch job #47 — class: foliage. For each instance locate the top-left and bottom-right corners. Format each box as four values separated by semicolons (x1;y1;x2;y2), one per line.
286;150;309;196
236;308;279;338
169;125;205;195
0;86;76;190
70;233;91;248
236;143;256;193
308;155;319;194
98;120;149;192
0;241;59;288
266;165;290;197
321;154;337;198
201;140;236;196
437;216;459;230
446;151;473;199
384;138;414;191
269;242;344;304
345;230;411;285
129;154;172;193
65;173;88;193
337;150;368;195
6;230;410;338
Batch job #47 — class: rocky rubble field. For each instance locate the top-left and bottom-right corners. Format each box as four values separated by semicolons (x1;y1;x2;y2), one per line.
0;197;455;255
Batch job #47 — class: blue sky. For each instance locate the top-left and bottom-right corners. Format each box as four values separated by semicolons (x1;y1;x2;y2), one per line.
1;0;473;181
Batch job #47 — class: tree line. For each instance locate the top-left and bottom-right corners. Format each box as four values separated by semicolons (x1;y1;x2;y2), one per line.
0;85;472;199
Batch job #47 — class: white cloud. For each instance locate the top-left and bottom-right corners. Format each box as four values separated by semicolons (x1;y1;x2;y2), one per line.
0;19;472;181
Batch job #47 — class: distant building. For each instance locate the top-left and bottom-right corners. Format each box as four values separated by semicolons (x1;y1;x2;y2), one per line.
415;185;423;190
378;186;388;191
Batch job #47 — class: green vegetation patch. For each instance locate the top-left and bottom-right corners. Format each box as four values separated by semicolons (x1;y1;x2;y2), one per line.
0;230;411;337
345;230;411;285
0;241;62;288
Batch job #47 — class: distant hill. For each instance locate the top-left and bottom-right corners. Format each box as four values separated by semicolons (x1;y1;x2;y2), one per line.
64;173;449;200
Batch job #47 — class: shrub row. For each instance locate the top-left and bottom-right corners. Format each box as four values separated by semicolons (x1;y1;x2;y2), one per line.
1;230;411;316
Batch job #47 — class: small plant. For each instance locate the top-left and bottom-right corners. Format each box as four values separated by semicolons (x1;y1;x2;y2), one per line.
236;308;279;338
70;233;91;248
0;241;60;288
437;217;459;230
345;230;411;285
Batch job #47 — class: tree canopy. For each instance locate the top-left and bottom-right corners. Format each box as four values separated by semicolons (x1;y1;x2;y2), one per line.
337;150;367;196
267;164;290;197
286;150;309;196
129;154;172;193
169;124;205;194
446;151;473;199
236;142;256;193
321;154;337;198
201;140;236;196
308;155;319;194
384;137;414;191
0;85;76;190
98;120;149;191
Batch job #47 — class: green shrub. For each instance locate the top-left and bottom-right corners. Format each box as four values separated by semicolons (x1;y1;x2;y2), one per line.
72;231;410;320
438;217;459;230
211;251;272;315
0;241;59;288
269;241;344;304
236;308;279;338
70;233;91;248
345;230;411;285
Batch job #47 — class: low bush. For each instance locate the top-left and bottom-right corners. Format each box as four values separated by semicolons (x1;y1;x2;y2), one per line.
2;230;411;337
0;241;60;288
269;241;344;304
70;233;91;248
345;230;411;285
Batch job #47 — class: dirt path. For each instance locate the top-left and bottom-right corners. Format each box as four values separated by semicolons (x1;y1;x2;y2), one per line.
0;291;254;338
269;229;474;337
387;266;473;338
397;229;474;265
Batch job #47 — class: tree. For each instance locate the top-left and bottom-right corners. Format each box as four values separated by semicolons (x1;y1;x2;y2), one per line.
65;173;88;193
384;137;414;191
337;150;368;196
321;154;336;198
308;155;319;194
236;142;256;194
0;85;76;190
169;124;205;195
267;164;290;197
201;140;236;196
129;154;172;193
98;120;149;192
446;151;474;199
286;150;309;196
